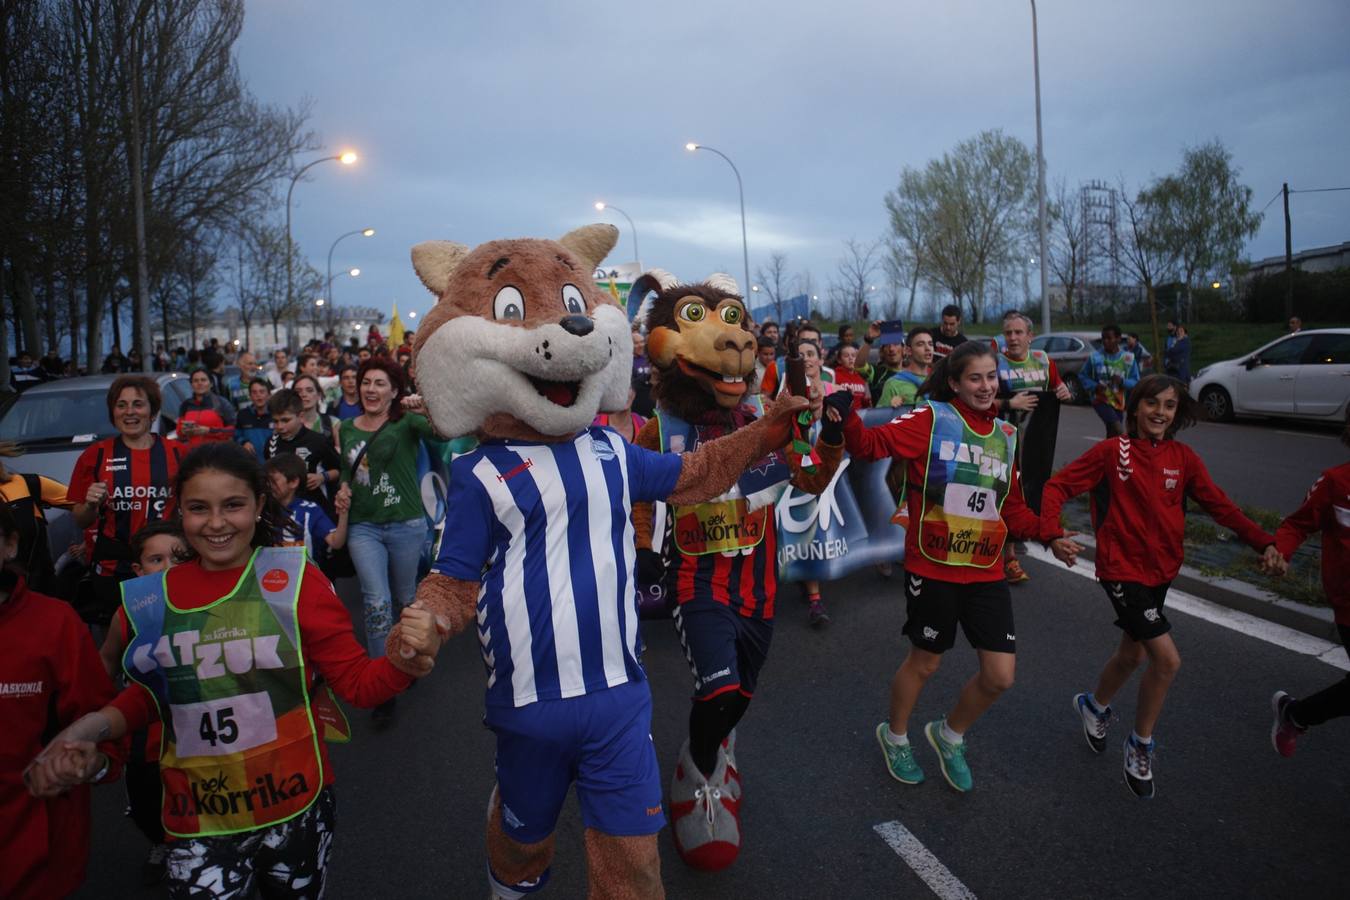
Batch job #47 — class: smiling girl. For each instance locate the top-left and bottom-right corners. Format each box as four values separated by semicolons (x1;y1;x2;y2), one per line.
837;340;1079;793
1038;374;1281;798
26;442;444;898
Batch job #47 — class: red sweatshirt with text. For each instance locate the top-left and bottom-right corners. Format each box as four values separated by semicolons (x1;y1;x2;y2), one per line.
110;559;412;794
842;399;1042;583
1;576;122;900
1039;435;1273;585
1275;461;1350;625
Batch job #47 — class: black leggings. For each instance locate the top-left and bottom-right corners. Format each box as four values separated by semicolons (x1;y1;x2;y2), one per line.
1289;625;1350;728
689;691;751;777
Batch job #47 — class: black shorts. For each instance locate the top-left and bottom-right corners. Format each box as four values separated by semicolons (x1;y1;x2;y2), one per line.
673;599;774;701
1101;581;1172;641
902;571;1016;654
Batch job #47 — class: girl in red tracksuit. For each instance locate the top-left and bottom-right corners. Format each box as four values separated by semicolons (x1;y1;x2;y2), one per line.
1039;374;1279;799
839;341;1079;794
0;504;122;900
1269;416;1350;757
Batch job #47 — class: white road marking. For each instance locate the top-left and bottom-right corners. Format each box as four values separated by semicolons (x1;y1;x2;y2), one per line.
873;821;977;900
1024;544;1349;672
1080;435;1101;442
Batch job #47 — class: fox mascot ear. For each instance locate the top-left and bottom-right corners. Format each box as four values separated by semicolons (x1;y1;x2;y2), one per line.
411;241;472;298
558;224;620;274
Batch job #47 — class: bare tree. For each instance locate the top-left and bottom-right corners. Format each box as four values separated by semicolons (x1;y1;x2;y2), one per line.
828;238;880;322
753;251;791;324
1115;178;1182;369
1047;178;1085;323
882;171;932;320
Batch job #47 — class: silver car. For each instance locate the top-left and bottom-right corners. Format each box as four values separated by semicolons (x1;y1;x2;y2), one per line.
1190;329;1350;424
1028;331;1104;404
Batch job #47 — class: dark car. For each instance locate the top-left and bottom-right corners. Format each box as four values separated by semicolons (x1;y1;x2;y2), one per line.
1028;331;1104;403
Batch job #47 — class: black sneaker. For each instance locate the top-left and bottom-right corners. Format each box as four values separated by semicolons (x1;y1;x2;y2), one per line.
1073;692;1110;754
1123;734;1156;799
141;843;168;886
372;697;397;729
808;600;831;629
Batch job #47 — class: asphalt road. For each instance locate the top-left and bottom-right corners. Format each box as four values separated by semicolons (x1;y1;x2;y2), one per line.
1052;404;1345;514
77;557;1349;899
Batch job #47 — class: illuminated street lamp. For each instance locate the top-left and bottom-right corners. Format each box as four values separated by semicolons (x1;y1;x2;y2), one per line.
326;226;375;328
594;201;641;269
286;151;359;321
686;142;750;299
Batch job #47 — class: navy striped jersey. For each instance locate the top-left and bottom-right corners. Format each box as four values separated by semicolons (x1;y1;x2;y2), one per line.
68;436;183;577
434;428;683;708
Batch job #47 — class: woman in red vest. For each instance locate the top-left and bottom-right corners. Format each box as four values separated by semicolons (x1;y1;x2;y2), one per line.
26;443;446;897
835;341;1079;793
177;368;236;449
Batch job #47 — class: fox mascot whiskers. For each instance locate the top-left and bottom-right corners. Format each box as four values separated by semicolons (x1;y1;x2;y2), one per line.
391;224;806;899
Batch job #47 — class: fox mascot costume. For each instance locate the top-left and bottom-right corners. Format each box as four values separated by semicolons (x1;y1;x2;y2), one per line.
389;224;806;899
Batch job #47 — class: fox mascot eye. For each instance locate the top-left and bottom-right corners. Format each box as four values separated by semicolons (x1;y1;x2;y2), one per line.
493;286;525;321
561;284;585;315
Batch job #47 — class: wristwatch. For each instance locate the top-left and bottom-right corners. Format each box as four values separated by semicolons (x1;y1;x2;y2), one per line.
88;753;109;784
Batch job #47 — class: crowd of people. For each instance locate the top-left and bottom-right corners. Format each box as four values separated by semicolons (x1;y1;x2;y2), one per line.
1;301;1346;899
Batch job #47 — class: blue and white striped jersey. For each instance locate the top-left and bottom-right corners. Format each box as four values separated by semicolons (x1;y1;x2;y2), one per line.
435;427;683;708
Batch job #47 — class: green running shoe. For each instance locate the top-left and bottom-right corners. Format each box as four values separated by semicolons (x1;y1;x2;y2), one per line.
924;719;972;793
875;723;925;785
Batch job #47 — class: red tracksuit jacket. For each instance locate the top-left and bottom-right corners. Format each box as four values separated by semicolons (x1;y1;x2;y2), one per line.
0;575;121;900
1039;435;1273;585
1275;461;1350;625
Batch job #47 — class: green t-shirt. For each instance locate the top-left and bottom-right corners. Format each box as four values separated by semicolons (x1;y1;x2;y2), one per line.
339;413;434;524
877;370;926;408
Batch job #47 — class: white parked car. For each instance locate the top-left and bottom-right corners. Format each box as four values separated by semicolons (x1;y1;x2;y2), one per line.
1190;328;1350;424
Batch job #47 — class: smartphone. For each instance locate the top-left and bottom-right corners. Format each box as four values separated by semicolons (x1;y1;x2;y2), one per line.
787;355;808;397
874;319;907;346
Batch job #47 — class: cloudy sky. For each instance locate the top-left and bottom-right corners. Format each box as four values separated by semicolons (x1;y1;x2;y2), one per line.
236;0;1350;324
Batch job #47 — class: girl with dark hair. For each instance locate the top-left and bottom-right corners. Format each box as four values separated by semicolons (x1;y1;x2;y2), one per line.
1268;416;1350;757
1039;374;1281;798
25;442;444;898
292;374;337;438
336;359;436;724
834;340;1079;792
2;504;120;900
177;368;236;450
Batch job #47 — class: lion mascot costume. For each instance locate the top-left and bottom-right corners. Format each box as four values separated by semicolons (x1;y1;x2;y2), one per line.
628;271;851;870
390;224;806;899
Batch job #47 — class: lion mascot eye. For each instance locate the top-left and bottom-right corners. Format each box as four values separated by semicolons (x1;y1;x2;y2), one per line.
719;305;743;325
680;302;706;323
493;286;525;321
561;283;586;315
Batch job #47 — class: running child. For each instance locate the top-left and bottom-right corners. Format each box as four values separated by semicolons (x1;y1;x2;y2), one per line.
25;442;444;898
1268;416;1350;757
264;453;350;564
1038;374;1281;798
1077;324;1140;438
95;519;186;885
2;504;121;900
836;340;1079;792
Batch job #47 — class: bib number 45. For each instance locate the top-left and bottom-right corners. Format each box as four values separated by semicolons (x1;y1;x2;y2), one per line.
198;707;239;747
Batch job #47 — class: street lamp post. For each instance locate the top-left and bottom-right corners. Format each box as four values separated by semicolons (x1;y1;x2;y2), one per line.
313;298;325;344
594;202;640;269
326;227;375;330
286;151;358;341
686;143;750;300
1030;1;1050;335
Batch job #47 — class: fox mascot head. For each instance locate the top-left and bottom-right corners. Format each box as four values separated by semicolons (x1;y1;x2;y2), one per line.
411;224;633;442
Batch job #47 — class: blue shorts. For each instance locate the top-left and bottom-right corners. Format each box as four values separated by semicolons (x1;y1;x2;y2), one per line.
485;680;665;843
1092;401;1125;427
673;599;774;701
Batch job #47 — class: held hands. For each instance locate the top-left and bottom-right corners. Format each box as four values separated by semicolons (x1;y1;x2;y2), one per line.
401;394;427;414
1260;545;1289;576
25;741;102;798
1009;391;1039;412
386;601;452;678
334;483;353;515
1049;531;1084;568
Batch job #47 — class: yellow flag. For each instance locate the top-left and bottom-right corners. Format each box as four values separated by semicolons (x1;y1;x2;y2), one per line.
386;303;405;350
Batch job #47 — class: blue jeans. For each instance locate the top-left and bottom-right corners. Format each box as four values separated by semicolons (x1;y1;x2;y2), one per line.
347;517;426;657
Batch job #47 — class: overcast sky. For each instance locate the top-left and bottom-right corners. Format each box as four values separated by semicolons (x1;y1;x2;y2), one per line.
235;0;1350;325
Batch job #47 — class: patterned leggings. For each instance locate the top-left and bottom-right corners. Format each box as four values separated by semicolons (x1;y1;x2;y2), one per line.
166;787;336;899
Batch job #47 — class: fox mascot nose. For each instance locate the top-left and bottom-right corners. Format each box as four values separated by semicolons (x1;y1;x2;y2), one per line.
560;315;594;337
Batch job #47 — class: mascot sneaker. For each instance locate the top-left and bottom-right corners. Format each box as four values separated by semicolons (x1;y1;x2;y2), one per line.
670;740;741;871
720;729;742;793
